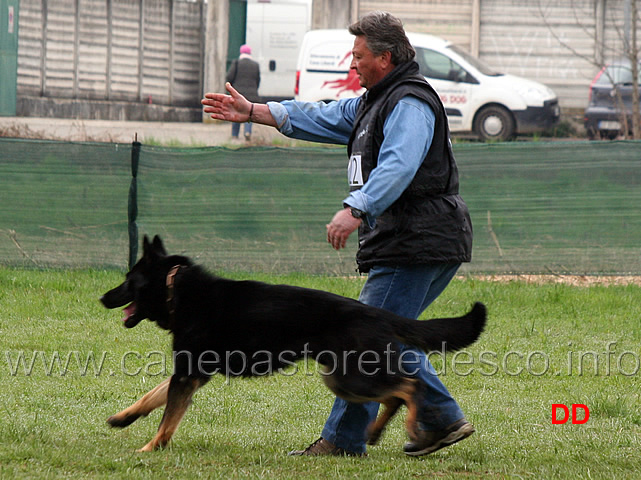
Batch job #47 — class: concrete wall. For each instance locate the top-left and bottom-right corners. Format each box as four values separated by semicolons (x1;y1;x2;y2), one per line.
17;0;205;121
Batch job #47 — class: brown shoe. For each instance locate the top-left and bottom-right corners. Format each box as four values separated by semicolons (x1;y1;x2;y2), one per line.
288;438;366;457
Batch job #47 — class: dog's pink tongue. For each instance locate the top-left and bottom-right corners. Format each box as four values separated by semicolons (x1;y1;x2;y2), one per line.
122;303;136;322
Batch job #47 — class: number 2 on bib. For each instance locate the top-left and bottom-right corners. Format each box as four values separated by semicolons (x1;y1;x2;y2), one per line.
348;154;364;187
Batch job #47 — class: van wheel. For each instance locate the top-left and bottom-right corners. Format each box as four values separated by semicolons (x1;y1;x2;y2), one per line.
473;105;515;141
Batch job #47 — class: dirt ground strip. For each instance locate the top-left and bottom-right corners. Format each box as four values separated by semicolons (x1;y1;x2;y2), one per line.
0;117;289;146
467;275;641;286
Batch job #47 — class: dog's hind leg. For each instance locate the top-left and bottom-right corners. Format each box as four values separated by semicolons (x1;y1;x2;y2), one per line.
107;377;171;428
402;379;423;442
137;375;207;452
367;379;418;445
367;397;403;445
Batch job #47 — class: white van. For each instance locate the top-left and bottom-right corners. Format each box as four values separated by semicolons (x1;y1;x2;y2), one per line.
295;29;561;141
245;0;312;101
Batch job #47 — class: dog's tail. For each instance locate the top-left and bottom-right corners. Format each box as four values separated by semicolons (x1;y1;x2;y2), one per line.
391;302;486;352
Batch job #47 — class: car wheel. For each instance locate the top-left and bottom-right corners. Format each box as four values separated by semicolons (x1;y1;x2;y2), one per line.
473;105;516;142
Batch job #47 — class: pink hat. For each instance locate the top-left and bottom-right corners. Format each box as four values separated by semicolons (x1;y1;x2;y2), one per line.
240;44;251;54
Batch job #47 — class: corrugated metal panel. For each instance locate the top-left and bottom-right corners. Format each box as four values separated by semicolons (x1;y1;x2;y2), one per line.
480;0;602;110
44;1;76;97
77;0;108;99
110;0;142;101
15;0;43;95
172;1;204;105
357;0;474;50
16;0;204;108
602;0;639;62
141;0;172;104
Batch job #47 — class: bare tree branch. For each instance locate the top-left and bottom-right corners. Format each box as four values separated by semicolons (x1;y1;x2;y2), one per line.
536;0;640;140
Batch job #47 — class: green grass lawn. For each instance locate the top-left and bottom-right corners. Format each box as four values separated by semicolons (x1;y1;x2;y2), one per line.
1;267;640;479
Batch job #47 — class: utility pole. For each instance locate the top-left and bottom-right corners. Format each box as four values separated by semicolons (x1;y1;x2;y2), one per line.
203;0;230;122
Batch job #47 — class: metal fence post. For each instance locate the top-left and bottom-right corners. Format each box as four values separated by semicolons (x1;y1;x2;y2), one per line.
128;140;141;269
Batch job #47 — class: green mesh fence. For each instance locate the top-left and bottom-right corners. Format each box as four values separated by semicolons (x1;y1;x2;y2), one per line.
456;141;641;275
0;139;130;268
1;138;640;274
135;145;356;274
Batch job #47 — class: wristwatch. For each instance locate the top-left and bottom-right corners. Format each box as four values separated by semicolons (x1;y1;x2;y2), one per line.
349;207;365;220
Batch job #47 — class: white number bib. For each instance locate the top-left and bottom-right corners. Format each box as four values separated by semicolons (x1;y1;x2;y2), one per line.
348;153;364;187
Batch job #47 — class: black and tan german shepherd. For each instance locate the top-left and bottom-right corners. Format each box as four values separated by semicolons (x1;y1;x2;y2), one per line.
101;235;486;452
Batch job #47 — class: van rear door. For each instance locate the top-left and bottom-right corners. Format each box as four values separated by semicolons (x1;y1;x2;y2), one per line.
246;0;312;101
296;32;364;102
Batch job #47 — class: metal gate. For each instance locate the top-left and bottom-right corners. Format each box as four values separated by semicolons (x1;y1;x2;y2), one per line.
0;0;19;116
227;0;247;71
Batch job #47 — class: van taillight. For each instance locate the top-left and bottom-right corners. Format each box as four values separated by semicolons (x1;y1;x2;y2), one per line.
295;71;300;96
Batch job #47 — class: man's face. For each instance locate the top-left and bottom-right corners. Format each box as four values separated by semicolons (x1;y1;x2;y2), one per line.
350;36;392;89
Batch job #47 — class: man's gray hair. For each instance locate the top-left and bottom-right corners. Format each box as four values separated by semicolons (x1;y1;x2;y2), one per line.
348;11;415;65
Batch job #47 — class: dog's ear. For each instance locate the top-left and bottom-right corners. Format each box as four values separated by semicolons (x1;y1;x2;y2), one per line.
141;235;166;261
152;235;167;256
142;235;153;258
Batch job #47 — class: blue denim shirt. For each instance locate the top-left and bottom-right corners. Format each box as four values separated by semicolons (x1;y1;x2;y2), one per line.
268;97;435;227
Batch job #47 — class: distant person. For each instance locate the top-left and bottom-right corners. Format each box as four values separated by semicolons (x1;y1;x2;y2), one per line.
225;44;261;142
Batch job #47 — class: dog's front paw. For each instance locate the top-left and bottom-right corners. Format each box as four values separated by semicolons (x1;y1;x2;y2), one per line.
136;443;155;453
366;424;382;445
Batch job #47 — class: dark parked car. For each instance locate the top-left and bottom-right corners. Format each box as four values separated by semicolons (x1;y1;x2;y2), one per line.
584;60;641;140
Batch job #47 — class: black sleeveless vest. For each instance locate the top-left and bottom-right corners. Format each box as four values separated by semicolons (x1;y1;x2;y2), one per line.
347;61;473;272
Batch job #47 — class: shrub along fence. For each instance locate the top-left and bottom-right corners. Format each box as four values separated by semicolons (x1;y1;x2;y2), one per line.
1;138;640;275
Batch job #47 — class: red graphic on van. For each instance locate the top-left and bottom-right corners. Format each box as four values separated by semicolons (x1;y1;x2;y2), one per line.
322;70;362;97
321;51;363;98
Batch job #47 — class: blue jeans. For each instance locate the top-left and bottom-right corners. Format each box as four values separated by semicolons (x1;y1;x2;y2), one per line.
231;122;252;138
320;263;464;454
